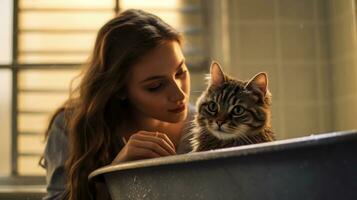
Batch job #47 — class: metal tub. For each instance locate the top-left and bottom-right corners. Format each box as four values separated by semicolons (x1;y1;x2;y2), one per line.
89;130;357;200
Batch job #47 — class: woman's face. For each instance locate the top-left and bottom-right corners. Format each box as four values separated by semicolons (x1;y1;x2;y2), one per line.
126;40;191;123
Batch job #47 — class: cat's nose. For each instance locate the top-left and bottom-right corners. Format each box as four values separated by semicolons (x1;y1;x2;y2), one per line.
216;120;224;128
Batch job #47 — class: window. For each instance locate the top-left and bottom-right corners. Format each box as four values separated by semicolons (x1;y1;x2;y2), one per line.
8;0;208;176
0;0;13;176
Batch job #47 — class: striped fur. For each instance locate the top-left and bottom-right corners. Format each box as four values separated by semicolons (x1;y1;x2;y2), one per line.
190;62;275;152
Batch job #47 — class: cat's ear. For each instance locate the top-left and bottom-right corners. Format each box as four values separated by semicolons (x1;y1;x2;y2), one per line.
245;72;268;96
210;61;226;87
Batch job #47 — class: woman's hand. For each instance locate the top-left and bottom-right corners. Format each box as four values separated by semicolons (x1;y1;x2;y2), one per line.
112;131;176;164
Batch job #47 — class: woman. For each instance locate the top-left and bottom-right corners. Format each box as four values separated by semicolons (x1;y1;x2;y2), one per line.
42;9;195;200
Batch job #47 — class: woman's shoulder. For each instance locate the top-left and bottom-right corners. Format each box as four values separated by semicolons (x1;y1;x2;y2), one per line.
52;110;66;130
45;110;68;150
43;110;69;199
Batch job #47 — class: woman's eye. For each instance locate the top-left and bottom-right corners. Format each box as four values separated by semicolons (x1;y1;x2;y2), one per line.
207;101;218;113
232;106;245;117
175;69;187;78
146;83;163;92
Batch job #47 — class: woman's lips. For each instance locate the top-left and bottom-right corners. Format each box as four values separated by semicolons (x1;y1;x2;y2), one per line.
168;104;186;113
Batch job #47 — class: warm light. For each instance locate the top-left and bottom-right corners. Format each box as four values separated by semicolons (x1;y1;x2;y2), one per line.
20;0;115;9
120;0;180;9
19;69;80;90
20;11;114;30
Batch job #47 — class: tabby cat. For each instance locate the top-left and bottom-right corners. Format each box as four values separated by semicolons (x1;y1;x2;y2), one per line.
190;61;275;152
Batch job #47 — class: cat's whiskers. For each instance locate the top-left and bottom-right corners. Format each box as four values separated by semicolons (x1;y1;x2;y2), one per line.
231;125;255;144
231;128;249;144
236;134;249;144
242;134;253;144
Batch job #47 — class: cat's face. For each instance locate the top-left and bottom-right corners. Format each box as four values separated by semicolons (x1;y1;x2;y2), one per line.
196;62;271;141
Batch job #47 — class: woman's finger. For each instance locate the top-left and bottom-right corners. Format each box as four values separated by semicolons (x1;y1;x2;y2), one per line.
112;140;162;164
157;132;176;150
130;139;172;157
139;131;176;151
134;133;176;155
128;145;161;159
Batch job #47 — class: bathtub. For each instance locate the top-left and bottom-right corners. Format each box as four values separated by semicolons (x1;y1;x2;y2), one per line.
89;130;357;200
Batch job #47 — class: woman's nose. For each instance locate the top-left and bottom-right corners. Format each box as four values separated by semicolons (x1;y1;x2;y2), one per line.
168;80;185;103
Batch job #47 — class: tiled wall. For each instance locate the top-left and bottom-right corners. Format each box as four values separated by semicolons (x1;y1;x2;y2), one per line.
212;0;357;139
328;0;357;130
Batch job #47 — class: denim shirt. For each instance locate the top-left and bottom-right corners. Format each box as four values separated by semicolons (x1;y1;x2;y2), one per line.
42;105;196;200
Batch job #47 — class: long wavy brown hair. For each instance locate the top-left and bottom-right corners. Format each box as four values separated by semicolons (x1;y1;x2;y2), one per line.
42;9;182;200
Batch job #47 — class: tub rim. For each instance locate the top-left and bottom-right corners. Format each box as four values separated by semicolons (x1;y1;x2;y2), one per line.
89;130;357;180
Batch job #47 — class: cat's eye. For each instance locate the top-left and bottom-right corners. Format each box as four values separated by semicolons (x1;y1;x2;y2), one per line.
207;101;218;113
232;105;245;117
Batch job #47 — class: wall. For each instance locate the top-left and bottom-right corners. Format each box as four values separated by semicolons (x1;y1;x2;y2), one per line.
200;0;357;139
223;0;333;139
207;0;357;139
328;0;357;130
